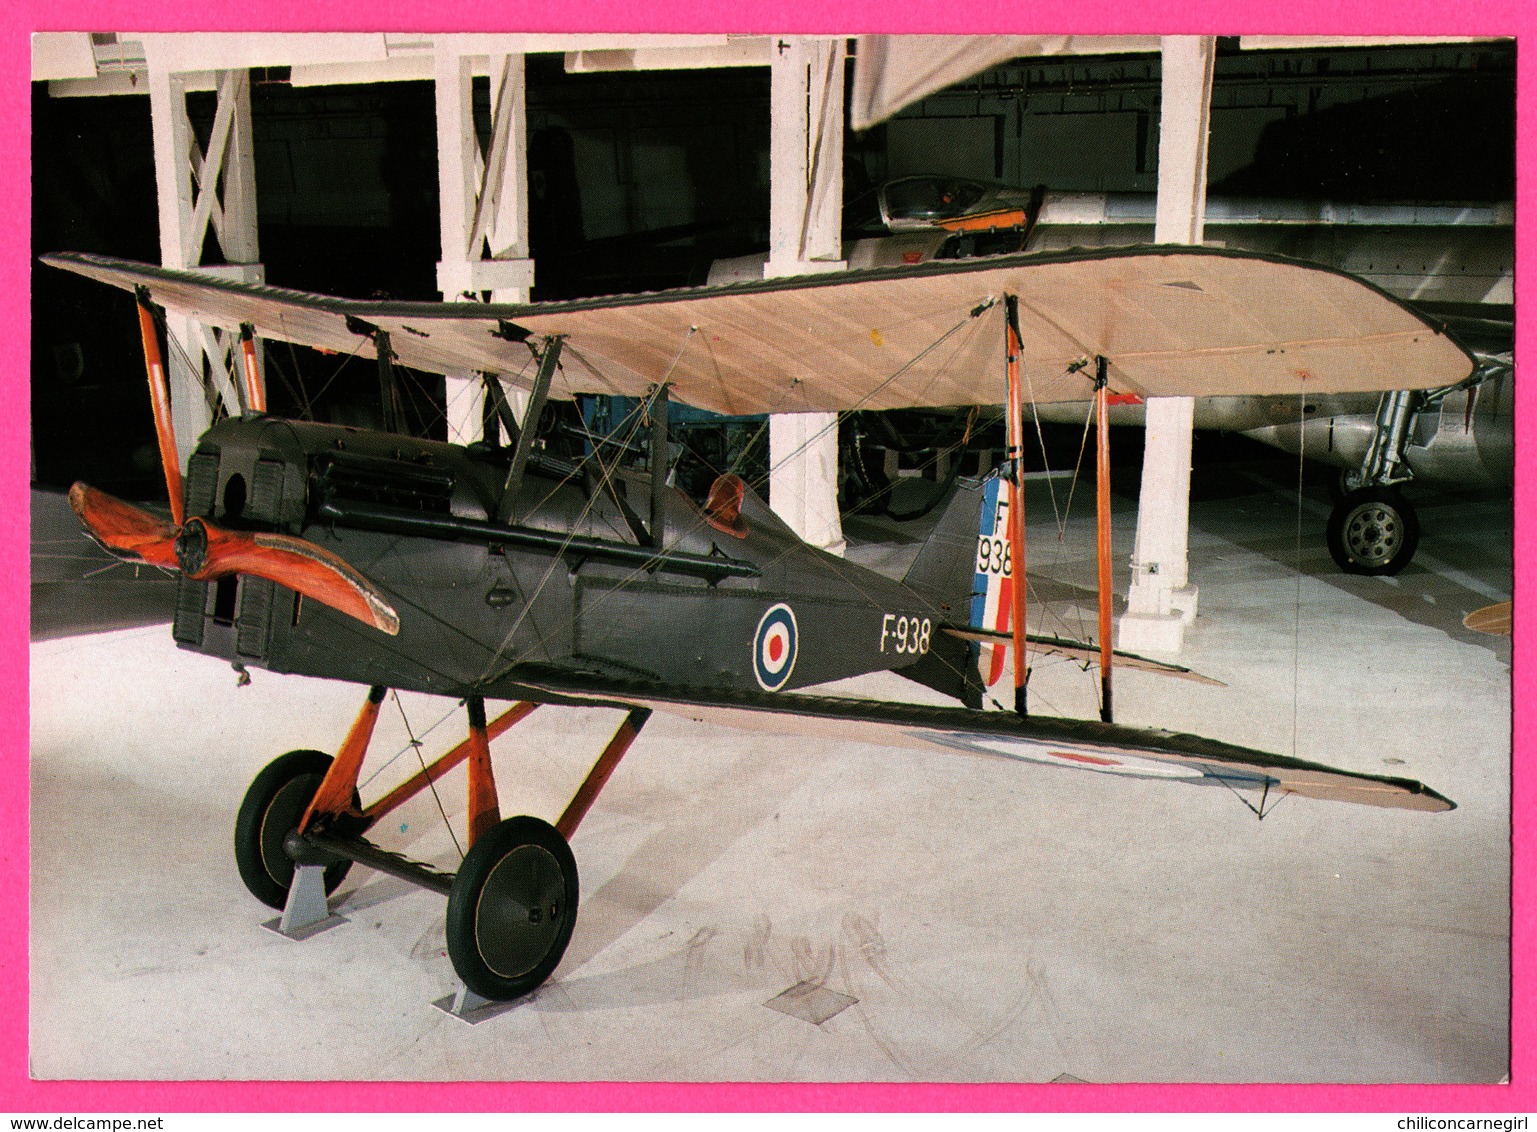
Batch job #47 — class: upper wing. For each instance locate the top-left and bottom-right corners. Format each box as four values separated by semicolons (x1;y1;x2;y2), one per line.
510;668;1453;813
43;247;1474;416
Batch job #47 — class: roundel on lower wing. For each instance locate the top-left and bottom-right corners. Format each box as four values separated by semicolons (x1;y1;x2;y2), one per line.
753;602;799;691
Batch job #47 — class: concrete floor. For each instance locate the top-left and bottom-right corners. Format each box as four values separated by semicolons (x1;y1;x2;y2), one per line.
29;464;1510;1083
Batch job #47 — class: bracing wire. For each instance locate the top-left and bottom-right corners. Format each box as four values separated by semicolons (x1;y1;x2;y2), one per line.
473;304;996;690
1291;383;1307;761
359;701;464;790
473;300;1084;723
391;690;465;860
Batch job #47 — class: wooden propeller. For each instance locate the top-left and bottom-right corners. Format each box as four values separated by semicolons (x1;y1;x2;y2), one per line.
66;289;399;636
70;483;400;635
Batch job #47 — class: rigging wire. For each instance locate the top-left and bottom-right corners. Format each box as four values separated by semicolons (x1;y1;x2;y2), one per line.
473;301;1080;722
159;328;226;427
474;377;677;685
303;334;372;409
267;343;316;421
359;700;464;791
391;689;465;860
1291;383;1307;761
474;306;995;689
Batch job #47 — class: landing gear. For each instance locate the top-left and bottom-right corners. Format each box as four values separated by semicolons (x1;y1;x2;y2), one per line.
1327;389;1423;575
1327;487;1420;576
446;816;579;1002
233;692;650;1005
234;750;355;909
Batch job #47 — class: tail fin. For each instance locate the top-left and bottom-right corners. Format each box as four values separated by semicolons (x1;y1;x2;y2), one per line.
898;473;1011;708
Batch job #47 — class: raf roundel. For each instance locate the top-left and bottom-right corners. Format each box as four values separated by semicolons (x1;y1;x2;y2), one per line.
752;603;799;691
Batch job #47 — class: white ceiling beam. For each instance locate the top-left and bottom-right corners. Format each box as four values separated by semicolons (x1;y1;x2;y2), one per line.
565;39;772;72
1240;35;1502;50
289;57;434;87
131;33;390;74
31;33;98;81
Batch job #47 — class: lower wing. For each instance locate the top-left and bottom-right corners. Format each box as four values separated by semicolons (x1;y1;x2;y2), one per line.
507;667;1452;813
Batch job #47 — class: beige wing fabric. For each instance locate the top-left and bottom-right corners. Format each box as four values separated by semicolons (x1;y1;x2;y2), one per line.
44;248;1474;416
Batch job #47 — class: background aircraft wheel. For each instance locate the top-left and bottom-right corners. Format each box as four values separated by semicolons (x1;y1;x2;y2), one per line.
446;815;579;1002
1326;487;1420;576
233;749;356;909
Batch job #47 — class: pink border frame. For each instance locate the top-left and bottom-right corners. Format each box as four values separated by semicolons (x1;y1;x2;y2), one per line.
7;0;1530;1113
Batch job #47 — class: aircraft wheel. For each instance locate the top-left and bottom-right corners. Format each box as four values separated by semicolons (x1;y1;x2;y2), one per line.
446;816;579;1002
1327;487;1420;576
233;750;355;910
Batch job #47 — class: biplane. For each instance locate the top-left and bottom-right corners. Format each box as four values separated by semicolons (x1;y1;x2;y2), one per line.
42;245;1470;1004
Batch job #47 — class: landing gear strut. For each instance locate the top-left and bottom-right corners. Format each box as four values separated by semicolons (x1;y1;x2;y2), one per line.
232;690;650;1004
1327;390;1421;575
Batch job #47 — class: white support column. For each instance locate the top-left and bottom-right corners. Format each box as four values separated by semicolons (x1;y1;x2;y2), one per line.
1118;35;1216;654
146;66;208;458
766;36;848;555
144;57;266;460
435;48;534;445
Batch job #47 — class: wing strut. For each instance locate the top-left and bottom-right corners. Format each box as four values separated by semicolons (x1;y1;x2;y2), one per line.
134;287;184;526
481;371;520;448
237;322;266;413
374;329;399;434
1004;295;1029;716
648;383;670;548
496;335;562;525
1095;355;1114;724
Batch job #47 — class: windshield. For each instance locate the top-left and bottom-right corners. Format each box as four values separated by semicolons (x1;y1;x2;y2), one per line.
881;177;989;222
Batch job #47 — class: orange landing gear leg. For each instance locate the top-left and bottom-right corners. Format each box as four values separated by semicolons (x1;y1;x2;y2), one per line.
557;708;652;838
465;696;502;848
301;685;386;831
444;706;653;1006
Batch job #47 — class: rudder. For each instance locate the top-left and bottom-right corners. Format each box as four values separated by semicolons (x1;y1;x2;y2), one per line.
897;474;1011;708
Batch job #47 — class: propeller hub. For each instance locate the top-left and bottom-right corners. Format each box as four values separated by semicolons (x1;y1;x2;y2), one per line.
175;517;209;576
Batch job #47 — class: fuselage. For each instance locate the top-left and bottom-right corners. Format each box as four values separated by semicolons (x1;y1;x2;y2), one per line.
172;415;942;699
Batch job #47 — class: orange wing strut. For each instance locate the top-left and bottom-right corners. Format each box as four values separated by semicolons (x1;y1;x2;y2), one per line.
135;290;184;526
1004;296;1028;716
302;685;386;828
238;323;266;413
1095;356;1114;724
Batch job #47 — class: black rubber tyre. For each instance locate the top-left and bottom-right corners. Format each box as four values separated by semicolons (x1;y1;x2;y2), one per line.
234;749;355;910
445;815;579;1002
1326;487;1421;576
